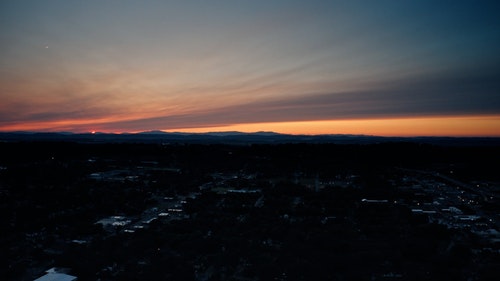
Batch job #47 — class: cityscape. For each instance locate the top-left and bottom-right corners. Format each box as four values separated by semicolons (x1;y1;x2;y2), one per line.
1;136;499;280
1;1;500;280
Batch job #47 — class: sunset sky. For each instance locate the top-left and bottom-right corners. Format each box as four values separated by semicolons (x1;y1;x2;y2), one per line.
1;0;499;136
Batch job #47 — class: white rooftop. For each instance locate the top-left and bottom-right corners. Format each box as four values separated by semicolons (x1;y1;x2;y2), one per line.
34;272;77;281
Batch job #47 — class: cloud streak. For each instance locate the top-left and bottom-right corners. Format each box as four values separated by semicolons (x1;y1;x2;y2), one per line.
1;53;499;133
63;69;500;132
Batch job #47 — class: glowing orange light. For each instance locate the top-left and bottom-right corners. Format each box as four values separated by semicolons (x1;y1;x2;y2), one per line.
1;115;500;137
163;115;500;137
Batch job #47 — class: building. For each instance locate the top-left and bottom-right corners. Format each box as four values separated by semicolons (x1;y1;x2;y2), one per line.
34;268;77;281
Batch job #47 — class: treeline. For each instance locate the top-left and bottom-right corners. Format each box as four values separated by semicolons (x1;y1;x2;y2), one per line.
1;141;499;178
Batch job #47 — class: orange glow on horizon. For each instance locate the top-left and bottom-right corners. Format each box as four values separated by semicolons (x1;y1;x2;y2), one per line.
1;115;500;137
165;115;500;137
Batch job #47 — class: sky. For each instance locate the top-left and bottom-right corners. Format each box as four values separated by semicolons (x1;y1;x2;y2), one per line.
1;0;500;136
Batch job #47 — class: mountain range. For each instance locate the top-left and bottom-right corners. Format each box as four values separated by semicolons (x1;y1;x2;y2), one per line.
1;131;500;146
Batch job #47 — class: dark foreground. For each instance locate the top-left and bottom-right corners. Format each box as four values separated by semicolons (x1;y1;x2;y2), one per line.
1;141;500;280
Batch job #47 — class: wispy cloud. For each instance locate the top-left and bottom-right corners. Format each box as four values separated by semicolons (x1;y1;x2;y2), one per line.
71;69;500;132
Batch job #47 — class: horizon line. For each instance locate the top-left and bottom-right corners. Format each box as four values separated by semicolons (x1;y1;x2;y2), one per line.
2;130;500;139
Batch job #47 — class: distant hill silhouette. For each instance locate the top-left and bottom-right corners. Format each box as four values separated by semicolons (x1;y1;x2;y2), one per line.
0;131;499;146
